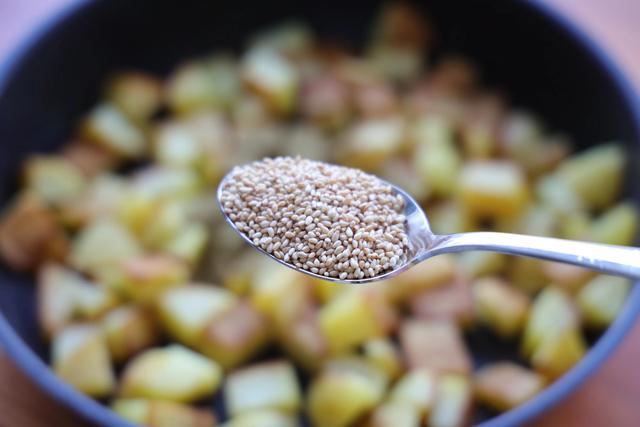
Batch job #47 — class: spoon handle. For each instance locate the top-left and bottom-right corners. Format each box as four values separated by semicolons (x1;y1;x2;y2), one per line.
427;232;640;279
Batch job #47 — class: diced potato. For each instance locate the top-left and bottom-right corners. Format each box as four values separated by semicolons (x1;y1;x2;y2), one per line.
164;223;209;265
456;252;506;279
23;156;86;205
530;328;586;379
281;124;333;162
385;254;456;303
428;201;474;235
506;257;547;295
102;305;159;363
558;210;591;240
555;143;625;210
409;278;474;327
340;117;405;172
106;72;163;121
60;173;128;228
81;103;147;158
52;324;115;398
379;158;431;203
112;399;216;427
119;344;222;403
474;362;544;412
158;284;237;345
429;374;472;427
399;320;471;374
542;262;595;294
521;286;580;358
472;277;530;338
140;201;192;250
460;94;503;159
199;301;270;369
250;261;304;319
120;254;190;304
388;368;436;416
220;410;298;427
0;192;69;271
577;275;630;329
458;160;528;219
588;202;639;246
367;401;420;427
309;278;345;304
242;47;299;116
307;360;386;427
300;74;351;130
368;44;423;85
319;287;397;355
61;141;118;177
353;82;399;118
363;338;402;380
225;360;301;416
413;135;461;197
251;21;313;58
70;217;142;276
132;167;202;202
167;56;241;114
221;251;263;296
38;263;118;338
535;174;585;218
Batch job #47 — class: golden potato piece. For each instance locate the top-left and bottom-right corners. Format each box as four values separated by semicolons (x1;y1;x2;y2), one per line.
112;399;216;427
385;254;456;303
399;320;471;375
542;261;595;294
413;129;461;197
220;410;298;427
106;71;163;121
102;305;158;363
506;257;547;295
530;328;586;380
367;401;420;427
429;374;472;427
23;155;86;205
588;202;639;246
199;301;270;369
52;324;115;398
388;368;436;416
300;74;351;130
225;360;301;416
409;277;474;327
428;201;474;235
250;261;304;319
456;252;506;279
474;362;544;412
0;192;69;271
340;117;405;172
119;344;222;403
363;338;403;381
164;223;209;265
120;254;190;304
61;140;118;178
81;103;146;158
60;173;128;228
472;277;530;338
458;160;528;219
379;157;431;203
577;275;630;329
158;284;237;345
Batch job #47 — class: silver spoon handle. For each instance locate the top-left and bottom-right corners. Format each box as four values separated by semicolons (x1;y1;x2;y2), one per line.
426;232;640;279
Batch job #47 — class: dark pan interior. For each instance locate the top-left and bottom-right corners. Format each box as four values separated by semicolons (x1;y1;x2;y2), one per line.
0;0;639;426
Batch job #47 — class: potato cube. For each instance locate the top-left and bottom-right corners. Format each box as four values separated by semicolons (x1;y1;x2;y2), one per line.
220;410;298;427
409;277;474;327
429;374;472;427
428;201;474;235
385;254;456;303
0;192;69;271
309;278;345;304
542;262;595;294
23;155;86;205
250;261;304;319
163;223;209;265
353;82;399;118
52;324;115;398
456;252;506;279
588;202;639;246
340;117;405;172
106;72;163;121
506;257;547;294
555;143;624;210
474;362;544;412
60;174;128;228
119;344;222;403
70;217;142;276
577;275;630;329
158;284;237;345
120;254;190;304
414;141;461;199
399;320;471;374
221;251;263;296
521;286;580;358
530;328;586;379
369;44;423;85
242;47;299;116
102;305;158;363
61;141;118;177
367;401;420;427
225;360;301;416
112;399;216;427
472;277;530;338
379;158;431;203
300;74;351;130
363;338;402;381
319;287;397;355
81;103;146;158
459;160;528;219
388;368;436;416
199;301;270;369
535;174;585;217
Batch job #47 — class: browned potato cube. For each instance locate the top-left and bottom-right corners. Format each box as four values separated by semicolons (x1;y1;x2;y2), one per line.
0;192;69;271
23;155;86;205
366;401;420;427
506;257;547;295
399;320;471;374
112;399;216;427
409;278;474;327
300;74;351;130
102;305;159;363
119;344;222;403
379;158;431;203
52;324;115;398
353;82;399;118
225;360;301;416
385;254;456;303
363;338;403;381
530;328;586;380
198;301;270;369
577;275;630;329
473;362;544;412
81;103;147;158
120;254;190;304
588;202;639;246
429;374;472;427
388;368;436;416
458;160;529;220
106;71;163;121
472;277;530;338
61;140;118;177
542;261;595;294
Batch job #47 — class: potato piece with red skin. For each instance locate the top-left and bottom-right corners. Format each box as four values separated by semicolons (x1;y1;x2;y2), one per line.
102;305;159;363
61;140;119;177
542;261;596;294
399;320;472;375
112;399;217;427
409;277;474;327
474;362;545;412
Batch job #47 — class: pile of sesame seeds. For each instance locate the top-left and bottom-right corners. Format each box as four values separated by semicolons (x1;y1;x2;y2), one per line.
219;157;409;280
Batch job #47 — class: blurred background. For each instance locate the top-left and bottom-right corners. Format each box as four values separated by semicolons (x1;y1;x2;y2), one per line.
0;0;639;426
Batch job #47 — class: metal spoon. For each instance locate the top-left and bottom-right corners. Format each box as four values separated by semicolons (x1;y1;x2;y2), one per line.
217;173;640;284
